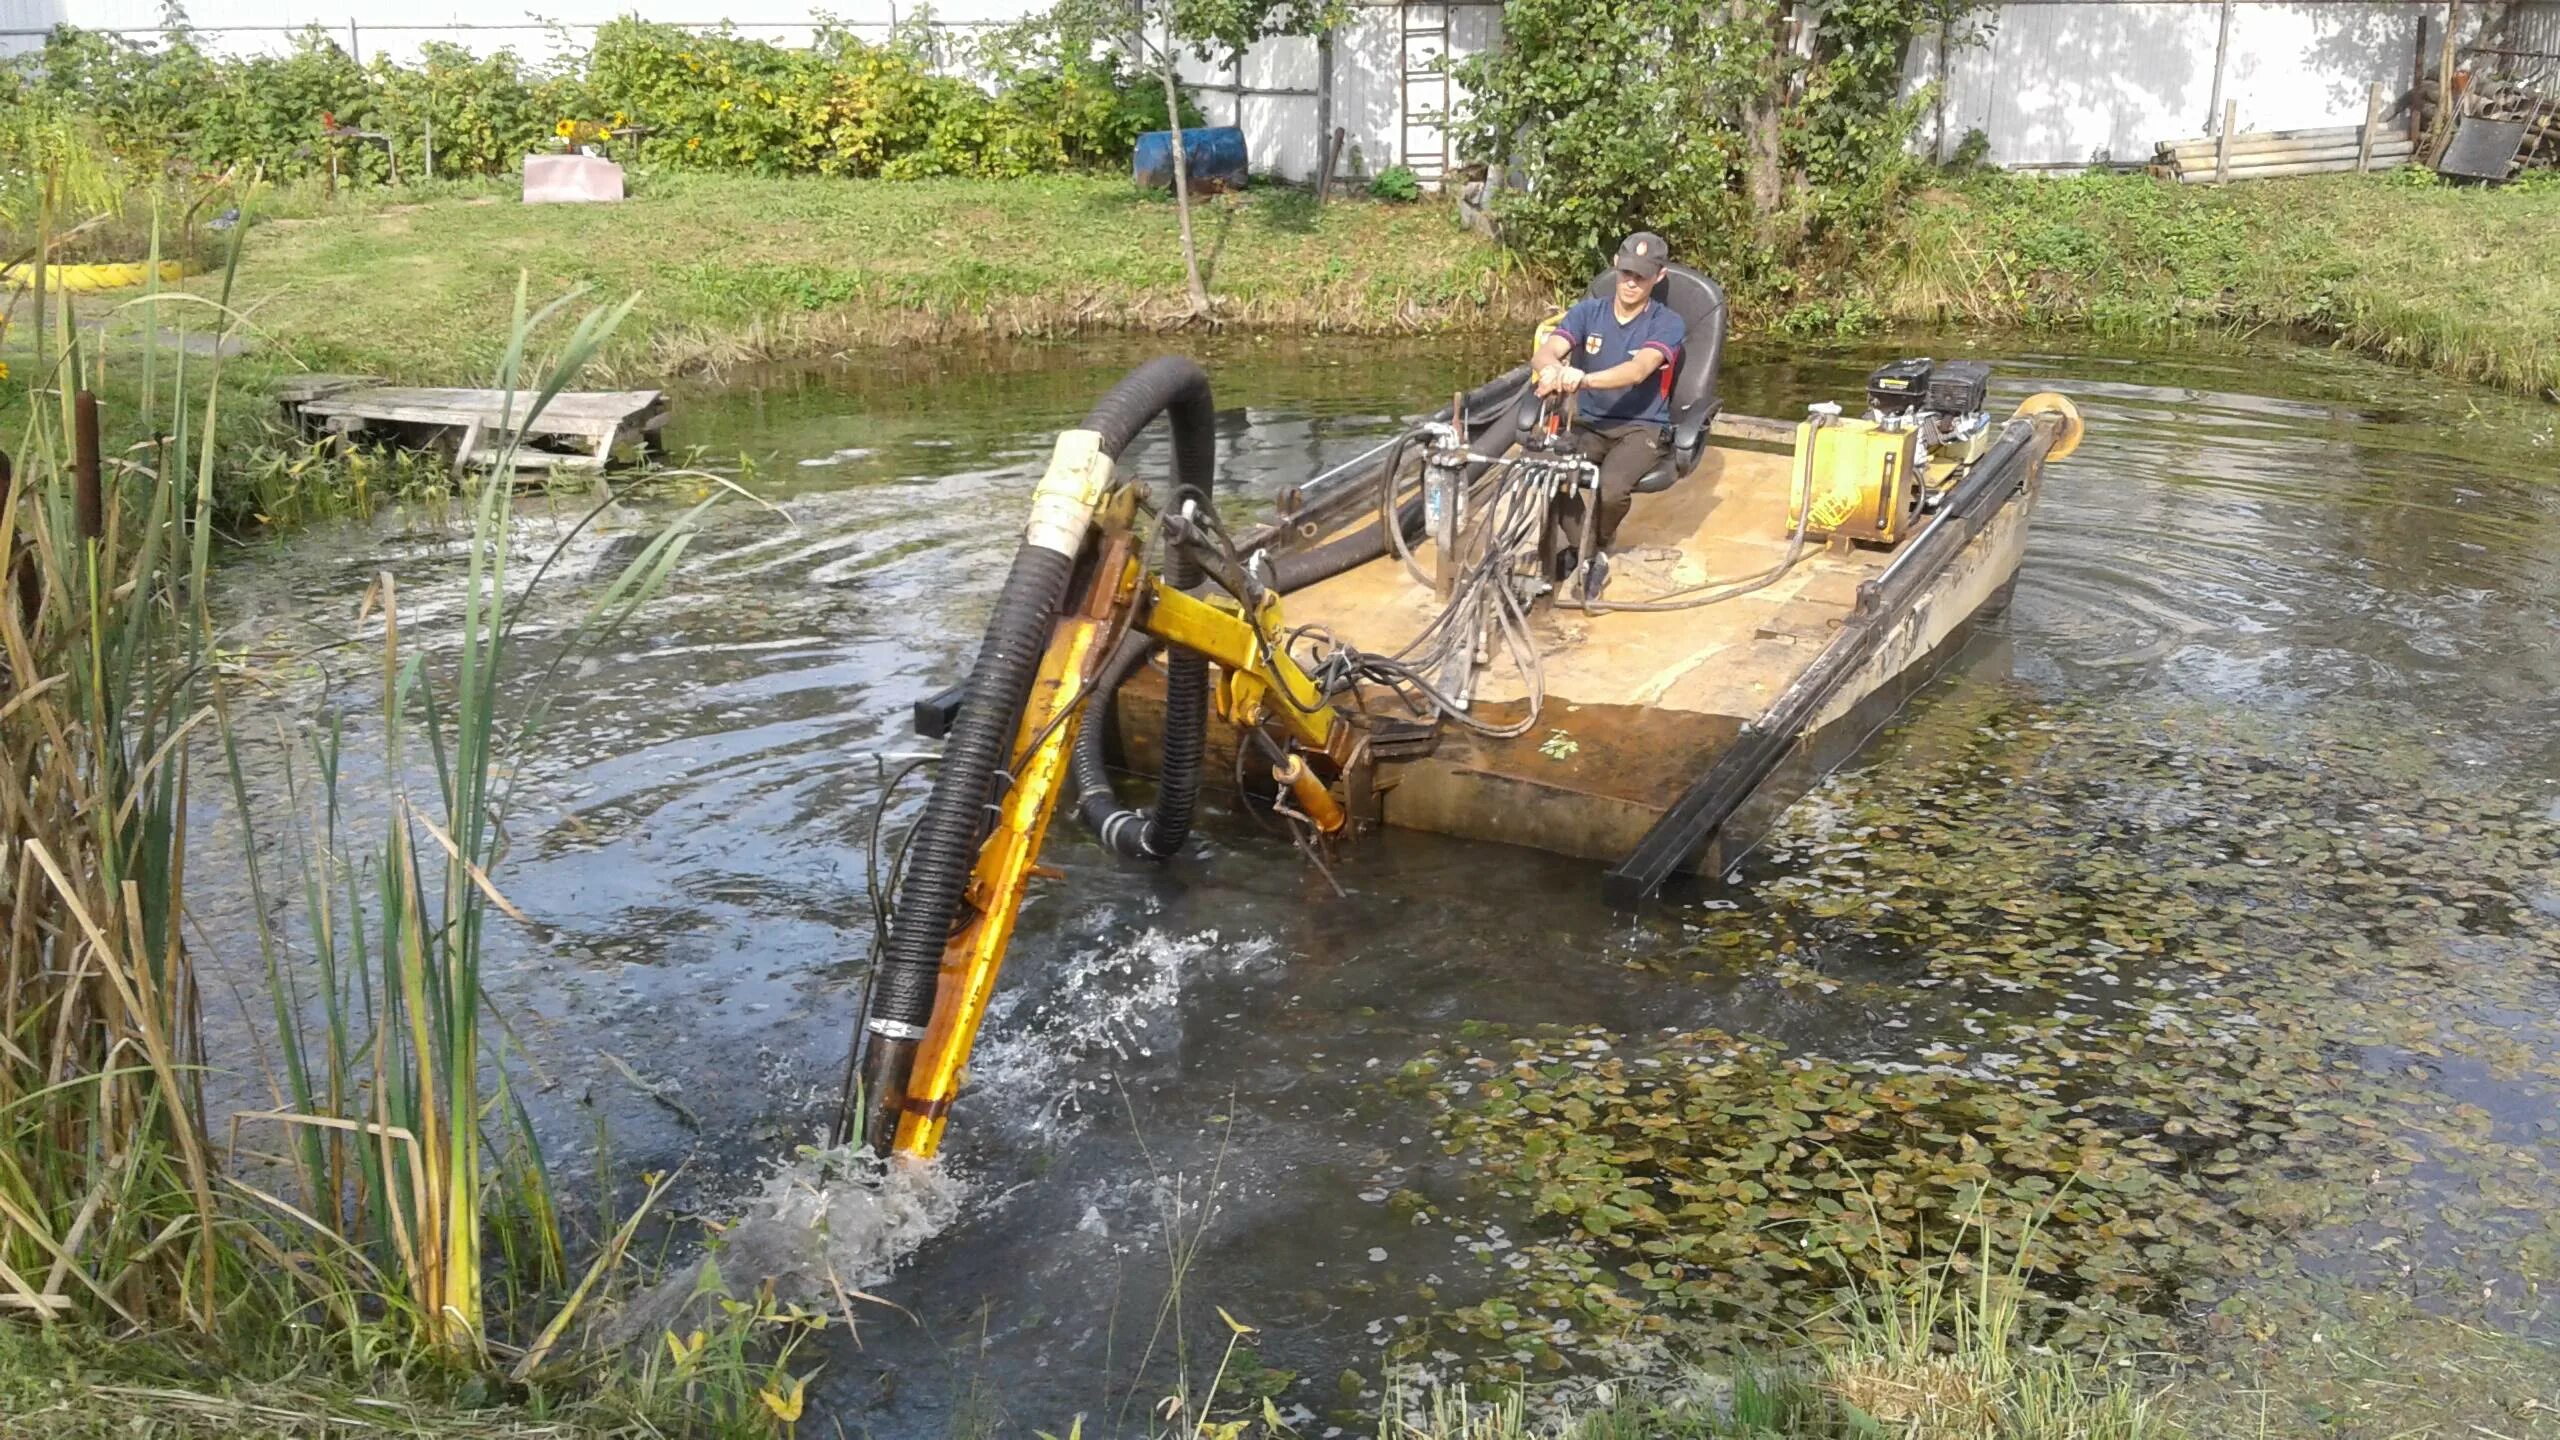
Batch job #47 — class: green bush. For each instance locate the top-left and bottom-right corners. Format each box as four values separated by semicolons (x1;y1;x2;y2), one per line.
1457;0;1977;292
0;20;1166;190
373;43;585;180
1369;165;1421;202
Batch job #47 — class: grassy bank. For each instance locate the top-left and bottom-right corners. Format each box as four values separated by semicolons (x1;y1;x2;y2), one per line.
114;169;2560;406
1860;171;2560;401
162;173;1535;383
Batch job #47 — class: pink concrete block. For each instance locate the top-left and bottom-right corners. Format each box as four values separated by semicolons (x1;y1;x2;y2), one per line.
522;154;626;204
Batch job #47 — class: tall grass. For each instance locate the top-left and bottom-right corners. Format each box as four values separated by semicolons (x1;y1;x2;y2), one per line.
0;201;237;1330
5;174;733;1404
1810;1190;2167;1440
217;276;739;1359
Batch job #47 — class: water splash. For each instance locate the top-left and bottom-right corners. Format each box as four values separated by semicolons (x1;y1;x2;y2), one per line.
967;926;1276;1143
600;1146;966;1348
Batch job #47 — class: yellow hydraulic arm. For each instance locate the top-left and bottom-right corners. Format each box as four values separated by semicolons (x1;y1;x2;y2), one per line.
886;484;1346;1160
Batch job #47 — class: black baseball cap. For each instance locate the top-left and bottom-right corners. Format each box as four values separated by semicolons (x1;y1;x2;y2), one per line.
1613;231;1669;280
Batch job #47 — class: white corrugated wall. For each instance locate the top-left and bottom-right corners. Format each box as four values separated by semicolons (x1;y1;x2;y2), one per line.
1901;0;2543;169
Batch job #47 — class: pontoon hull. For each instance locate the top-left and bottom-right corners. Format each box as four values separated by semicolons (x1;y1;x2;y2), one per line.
1115;437;2045;875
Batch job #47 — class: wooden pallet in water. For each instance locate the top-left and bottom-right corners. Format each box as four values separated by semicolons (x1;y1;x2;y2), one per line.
276;373;668;471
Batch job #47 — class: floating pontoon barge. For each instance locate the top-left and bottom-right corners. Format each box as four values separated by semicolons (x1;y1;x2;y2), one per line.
856;317;2083;1159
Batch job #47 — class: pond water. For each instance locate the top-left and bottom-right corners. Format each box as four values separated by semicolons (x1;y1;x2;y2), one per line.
196;332;2560;1434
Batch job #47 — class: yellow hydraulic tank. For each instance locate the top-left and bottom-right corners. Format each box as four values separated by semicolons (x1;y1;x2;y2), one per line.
1786;416;1922;546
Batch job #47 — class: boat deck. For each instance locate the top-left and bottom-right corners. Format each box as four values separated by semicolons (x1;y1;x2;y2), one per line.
1118;434;2042;869
1287;444;1879;717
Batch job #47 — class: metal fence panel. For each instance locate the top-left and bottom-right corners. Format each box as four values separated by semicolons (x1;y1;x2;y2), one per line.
1910;0;2435;169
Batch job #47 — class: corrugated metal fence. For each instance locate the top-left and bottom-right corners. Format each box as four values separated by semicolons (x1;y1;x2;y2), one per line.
1907;0;2560;170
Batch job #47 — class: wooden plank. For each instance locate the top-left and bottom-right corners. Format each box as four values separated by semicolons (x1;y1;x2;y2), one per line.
279;382;667;472
2175;139;2412;171
294;399;656;428
2179;152;2413;182
294;387;663;439
2180;142;2414;175
2169;125;2365;157
272;373;384;407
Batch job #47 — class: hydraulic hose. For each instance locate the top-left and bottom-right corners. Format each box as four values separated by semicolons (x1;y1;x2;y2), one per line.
852;355;1215;1151
852;538;1077;1147
1068;630;1163;854
1074;366;1529;857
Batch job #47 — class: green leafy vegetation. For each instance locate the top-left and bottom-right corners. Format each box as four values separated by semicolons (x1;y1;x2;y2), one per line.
1371;166;1423;204
0;19;1170;196
1386;1225;2170;1439
581;19;1174;180
1388;684;2560;1430
1455;0;1975;293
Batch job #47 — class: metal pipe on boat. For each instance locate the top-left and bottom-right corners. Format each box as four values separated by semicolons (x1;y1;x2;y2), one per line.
850;356;1218;1153
1247;367;1532;556
1260;404;1521;596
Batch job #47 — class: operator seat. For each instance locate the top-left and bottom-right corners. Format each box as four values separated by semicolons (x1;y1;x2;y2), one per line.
1579;262;1727;493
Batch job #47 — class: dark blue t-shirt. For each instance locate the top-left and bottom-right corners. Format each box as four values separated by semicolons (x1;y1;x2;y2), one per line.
1553;296;1686;427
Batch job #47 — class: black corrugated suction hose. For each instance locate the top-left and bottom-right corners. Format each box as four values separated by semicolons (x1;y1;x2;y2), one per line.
1072;369;1531;869
1071;357;1220;859
853;356;1218;1150
1069;630;1162;854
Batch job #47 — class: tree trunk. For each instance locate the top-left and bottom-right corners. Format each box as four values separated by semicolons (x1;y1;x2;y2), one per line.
1733;0;1786;235
1159;55;1212;316
1742;90;1785;229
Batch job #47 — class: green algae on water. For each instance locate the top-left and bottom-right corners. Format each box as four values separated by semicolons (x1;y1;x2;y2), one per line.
1394;691;2560;1376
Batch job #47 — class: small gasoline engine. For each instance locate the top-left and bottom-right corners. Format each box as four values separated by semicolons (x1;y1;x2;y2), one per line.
1785;357;1996;546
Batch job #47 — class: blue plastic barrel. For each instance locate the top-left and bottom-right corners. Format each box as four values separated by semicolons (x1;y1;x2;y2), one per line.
1133;127;1250;192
